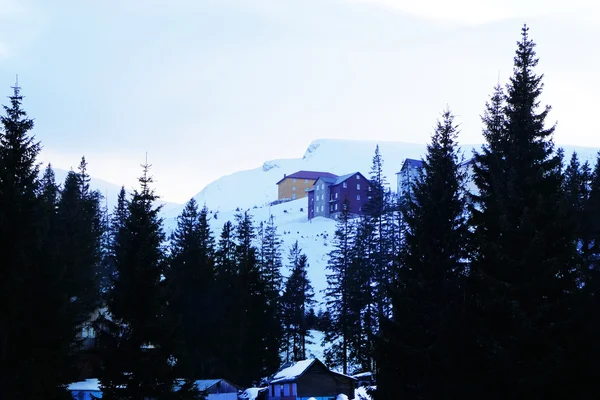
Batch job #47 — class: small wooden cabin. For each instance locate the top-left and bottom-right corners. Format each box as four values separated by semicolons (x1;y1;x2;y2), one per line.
268;359;356;400
194;379;240;400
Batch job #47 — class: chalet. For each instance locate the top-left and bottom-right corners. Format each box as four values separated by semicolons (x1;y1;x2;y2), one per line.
268;359;356;400
308;172;372;220
277;171;338;201
395;158;424;198
396;157;474;196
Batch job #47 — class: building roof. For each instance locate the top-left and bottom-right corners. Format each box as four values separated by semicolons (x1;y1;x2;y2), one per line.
270;359;356;384
276;171;338;185
67;379;101;392
316;176;339;185
193;378;239;391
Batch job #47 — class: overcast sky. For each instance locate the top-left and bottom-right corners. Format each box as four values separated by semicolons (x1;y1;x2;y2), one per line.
1;0;598;203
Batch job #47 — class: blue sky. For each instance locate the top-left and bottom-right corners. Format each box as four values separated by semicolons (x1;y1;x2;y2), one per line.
1;0;599;203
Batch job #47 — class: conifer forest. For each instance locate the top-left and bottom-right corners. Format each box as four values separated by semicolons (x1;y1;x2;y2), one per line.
1;25;599;399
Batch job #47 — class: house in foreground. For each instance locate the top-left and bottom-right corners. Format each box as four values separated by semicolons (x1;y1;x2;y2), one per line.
277;171;339;201
308;172;372;220
268;359;356;400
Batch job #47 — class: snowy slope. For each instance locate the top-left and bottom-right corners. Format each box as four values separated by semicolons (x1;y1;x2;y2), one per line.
165;139;600;304
164;198;337;304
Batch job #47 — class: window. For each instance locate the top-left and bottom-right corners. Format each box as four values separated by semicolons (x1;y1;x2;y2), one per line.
356;174;360;179
357;184;360;190
321;184;324;190
292;186;296;191
343;182;347;188
305;179;308;183
316;185;319;191
368;186;372;192
321;205;324;212
292;193;296;200
357;194;361;200
283;384;290;396
335;204;338;210
292;384;297;396
292;178;296;182
368;196;372;200
335;193;338;199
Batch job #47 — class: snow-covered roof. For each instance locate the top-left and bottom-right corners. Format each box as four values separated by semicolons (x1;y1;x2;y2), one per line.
270;359;357;384
271;359;316;383
193;379;237;391
67;379;101;392
352;372;372;379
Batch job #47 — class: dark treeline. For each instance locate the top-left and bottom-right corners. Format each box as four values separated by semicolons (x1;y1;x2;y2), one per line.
0;87;315;398
373;26;600;399
1;24;599;400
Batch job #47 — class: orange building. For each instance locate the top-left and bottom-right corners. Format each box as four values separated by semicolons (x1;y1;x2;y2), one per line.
276;170;338;201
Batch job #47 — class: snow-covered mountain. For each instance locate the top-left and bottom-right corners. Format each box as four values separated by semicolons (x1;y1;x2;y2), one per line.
52;167;183;218
189;138;600;213
163;138;600;305
68;138;600;304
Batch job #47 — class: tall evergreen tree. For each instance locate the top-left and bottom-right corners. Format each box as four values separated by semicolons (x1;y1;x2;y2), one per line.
364;145;390;321
56;158;103;334
376;109;468;399
324;200;359;374
469;25;582;398
0;84;74;399
99;163;191;399
281;241;315;362
166;199;217;379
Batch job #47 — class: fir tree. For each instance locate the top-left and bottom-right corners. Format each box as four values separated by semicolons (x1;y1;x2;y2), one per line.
281;241;315;361
377;109;468;399
99;163;191;399
469;25;581;398
364;145;390;321
0;84;73;399
56;159;103;333
324;200;358;374
166;199;216;378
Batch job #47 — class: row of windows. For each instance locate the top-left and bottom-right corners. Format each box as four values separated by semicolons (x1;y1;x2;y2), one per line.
291;185;310;192
312;194;372;202
291;178;309;184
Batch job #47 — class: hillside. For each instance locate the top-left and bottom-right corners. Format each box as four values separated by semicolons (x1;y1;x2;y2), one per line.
159;139;600;304
75;138;600;305
189;138;600;213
